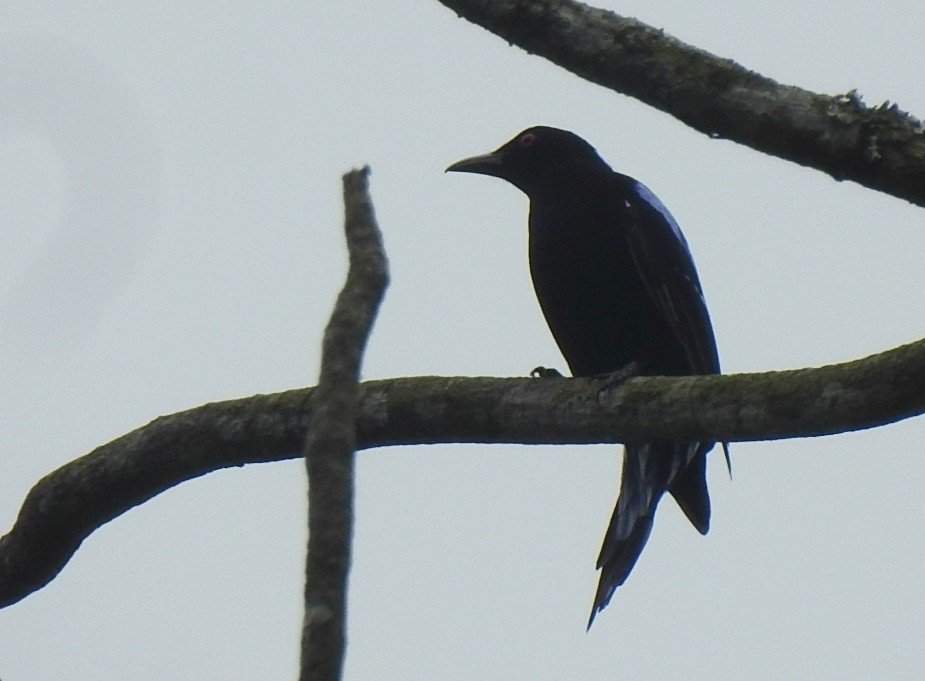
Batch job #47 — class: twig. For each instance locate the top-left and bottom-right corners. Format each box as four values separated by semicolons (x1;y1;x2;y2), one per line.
300;167;389;681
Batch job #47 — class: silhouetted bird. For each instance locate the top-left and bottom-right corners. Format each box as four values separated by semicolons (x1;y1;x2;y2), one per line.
447;126;728;627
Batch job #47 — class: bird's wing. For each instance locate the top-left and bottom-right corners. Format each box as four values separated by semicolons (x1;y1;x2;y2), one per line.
617;177;721;376
618;177;732;473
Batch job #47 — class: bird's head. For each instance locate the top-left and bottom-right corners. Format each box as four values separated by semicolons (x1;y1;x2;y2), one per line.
446;126;610;196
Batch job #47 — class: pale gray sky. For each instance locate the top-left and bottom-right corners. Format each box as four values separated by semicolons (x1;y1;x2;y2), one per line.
1;2;924;679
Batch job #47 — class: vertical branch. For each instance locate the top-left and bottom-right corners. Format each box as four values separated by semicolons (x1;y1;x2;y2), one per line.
300;167;389;681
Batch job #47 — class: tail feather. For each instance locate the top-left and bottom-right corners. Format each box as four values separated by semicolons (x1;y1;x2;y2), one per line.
588;441;712;627
667;447;711;535
587;494;657;629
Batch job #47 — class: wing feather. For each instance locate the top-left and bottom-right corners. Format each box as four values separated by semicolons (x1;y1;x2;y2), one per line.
620;178;720;376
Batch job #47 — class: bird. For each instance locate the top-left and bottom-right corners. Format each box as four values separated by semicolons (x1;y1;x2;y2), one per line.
446;126;728;627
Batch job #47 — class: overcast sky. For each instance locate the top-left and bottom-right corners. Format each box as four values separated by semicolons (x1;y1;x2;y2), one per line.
1;2;924;679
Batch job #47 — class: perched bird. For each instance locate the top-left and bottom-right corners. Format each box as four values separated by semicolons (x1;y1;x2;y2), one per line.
447;126;728;627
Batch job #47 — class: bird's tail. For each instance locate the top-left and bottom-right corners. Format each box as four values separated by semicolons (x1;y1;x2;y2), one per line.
587;442;708;628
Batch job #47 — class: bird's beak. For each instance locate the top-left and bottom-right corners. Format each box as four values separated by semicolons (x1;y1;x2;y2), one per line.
445;151;505;176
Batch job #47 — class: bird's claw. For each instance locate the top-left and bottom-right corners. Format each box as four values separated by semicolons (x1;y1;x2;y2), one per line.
593;360;643;397
530;366;563;378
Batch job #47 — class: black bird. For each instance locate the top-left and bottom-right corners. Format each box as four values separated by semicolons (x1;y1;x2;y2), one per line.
447;126;728;627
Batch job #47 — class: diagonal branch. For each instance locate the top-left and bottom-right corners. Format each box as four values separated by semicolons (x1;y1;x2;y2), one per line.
436;0;925;207
0;336;923;610
300;167;389;681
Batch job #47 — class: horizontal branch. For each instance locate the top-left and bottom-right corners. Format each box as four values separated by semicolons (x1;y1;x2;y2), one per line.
437;0;925;207
1;336;923;608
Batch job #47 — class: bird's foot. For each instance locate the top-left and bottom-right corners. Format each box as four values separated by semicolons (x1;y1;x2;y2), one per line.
593;361;643;396
530;366;564;378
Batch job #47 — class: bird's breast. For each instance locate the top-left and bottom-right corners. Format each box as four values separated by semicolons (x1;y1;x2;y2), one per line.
527;202;680;377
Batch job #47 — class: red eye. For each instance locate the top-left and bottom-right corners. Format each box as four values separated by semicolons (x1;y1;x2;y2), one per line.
520;132;537;147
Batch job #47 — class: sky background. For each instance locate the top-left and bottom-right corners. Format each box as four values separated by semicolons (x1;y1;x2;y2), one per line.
1;2;924;679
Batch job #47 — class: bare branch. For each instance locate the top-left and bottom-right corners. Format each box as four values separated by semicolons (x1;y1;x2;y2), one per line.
300;167;388;681
437;0;925;207
0;336;923;609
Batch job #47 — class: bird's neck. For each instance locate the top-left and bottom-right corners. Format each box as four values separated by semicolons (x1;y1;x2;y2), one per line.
526;160;613;204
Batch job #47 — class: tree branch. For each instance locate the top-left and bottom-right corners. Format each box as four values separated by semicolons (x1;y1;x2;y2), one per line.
0;336;923;610
300;167;388;681
436;0;925;207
